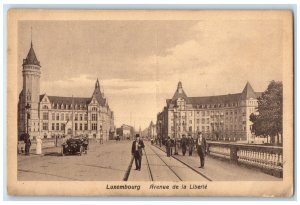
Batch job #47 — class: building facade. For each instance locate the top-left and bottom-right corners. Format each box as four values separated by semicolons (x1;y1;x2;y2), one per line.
116;124;134;140
18;42;115;140
157;81;261;143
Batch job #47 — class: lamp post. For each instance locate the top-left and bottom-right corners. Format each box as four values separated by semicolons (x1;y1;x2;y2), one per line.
158;119;162;147
25;103;31;135
174;106;179;155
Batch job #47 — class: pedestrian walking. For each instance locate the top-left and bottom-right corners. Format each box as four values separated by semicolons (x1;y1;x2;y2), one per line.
196;132;207;168
36;136;42;155
166;136;172;157
187;134;194;156
24;135;31;156
181;134;187;156
131;134;145;171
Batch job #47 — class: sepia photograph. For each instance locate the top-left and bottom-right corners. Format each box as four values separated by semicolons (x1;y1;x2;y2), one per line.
6;9;294;196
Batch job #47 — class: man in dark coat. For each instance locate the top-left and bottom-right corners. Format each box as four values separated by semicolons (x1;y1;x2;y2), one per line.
24;135;31;156
187;134;194;156
196;132;207;168
181;134;187;156
131;134;145;171
166;136;172;157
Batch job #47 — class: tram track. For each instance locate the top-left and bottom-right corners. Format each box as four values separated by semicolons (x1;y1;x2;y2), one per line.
152;144;212;181
139;143;211;181
147;145;183;181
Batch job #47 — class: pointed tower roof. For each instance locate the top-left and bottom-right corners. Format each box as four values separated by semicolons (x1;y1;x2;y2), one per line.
92;78;106;106
171;81;188;102
23;41;40;66
241;82;257;99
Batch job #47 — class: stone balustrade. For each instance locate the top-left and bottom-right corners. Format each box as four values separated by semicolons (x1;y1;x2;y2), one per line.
206;141;283;177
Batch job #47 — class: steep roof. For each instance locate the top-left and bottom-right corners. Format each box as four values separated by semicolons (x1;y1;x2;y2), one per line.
167;82;261;108
240;82;257;99
171;81;188;102
23;42;40;66
47;96;90;108
92;79;107;106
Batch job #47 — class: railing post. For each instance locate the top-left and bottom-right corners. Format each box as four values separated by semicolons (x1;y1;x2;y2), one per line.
230;145;238;164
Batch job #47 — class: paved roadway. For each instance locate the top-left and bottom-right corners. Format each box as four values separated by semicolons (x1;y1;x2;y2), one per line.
18;140;281;181
18;140;132;181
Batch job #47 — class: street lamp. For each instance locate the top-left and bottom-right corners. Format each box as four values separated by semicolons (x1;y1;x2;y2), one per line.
158;119;162;147
174;105;179;155
25;103;31;135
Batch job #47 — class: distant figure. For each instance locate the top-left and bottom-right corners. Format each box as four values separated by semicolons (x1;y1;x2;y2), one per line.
196;132;207;168
131;134;145;171
36;136;42;155
181;135;187;156
24;136;31;156
187;134;194;156
170;138;175;155
166;136;172;157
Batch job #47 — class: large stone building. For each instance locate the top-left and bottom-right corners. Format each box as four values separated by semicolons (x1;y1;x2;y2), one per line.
157;81;261;143
18;41;115;140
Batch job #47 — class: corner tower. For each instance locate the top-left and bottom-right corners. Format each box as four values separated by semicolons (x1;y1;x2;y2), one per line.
19;41;41;137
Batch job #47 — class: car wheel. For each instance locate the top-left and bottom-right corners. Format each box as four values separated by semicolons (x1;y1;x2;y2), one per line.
79;146;83;156
61;147;64;156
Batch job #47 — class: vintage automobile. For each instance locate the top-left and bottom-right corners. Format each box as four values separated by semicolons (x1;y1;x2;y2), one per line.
61;136;87;156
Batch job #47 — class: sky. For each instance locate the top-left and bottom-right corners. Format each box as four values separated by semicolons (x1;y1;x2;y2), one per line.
17;19;283;130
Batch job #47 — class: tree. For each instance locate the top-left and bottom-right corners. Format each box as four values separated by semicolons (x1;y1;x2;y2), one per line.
250;81;283;145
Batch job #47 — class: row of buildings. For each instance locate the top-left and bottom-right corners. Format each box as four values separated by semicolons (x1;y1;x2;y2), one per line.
18;41;115;140
156;81;261;143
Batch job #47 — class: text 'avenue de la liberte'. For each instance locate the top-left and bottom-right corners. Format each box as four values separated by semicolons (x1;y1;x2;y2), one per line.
106;184;208;191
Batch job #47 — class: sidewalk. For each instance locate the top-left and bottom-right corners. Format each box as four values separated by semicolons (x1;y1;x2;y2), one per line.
154;144;281;181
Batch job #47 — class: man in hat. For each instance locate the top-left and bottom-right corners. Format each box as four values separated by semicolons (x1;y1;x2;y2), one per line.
131;134;145;171
196;132;207;168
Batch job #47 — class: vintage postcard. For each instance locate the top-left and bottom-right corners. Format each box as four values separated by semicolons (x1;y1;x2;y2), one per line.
7;9;293;196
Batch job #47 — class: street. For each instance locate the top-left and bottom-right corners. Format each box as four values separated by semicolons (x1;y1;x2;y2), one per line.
18;140;132;181
18;140;281;181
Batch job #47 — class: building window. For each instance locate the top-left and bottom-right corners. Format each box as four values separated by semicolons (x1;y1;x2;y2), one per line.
80;123;82;130
202;119;205;124
75;123;78;130
42;105;48;109
52;123;55;130
92;114;97;121
66;114;69;121
207;126;210;131
202;111;205;116
92;123;97;130
84;114;88;121
43;123;48;130
56;123;59;130
52;113;55;120
56;114;59;121
80;114;83;121
84;124;88;130
43;112;49;120
61;113;64;121
75;114;78;121
61;123;65;131
189;126;192;132
202;126;205;131
197;126;199;131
